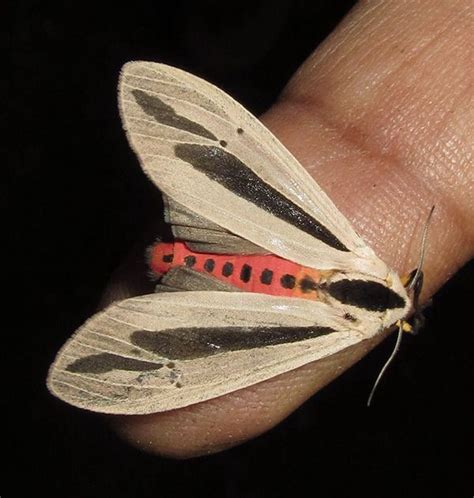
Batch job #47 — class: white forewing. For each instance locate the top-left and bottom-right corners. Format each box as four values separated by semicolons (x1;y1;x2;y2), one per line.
47;292;376;414
119;61;388;278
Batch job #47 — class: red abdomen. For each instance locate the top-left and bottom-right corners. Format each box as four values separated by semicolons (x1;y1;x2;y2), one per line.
149;241;321;300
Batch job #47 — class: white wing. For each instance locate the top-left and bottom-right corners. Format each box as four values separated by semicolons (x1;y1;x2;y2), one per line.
47;292;378;414
119;61;388;278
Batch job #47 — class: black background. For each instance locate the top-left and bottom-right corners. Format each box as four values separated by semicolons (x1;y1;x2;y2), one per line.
16;0;472;496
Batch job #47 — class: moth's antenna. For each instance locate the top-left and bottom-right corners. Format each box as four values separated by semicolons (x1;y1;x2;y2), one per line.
367;206;435;407
367;321;404;407
407;205;435;296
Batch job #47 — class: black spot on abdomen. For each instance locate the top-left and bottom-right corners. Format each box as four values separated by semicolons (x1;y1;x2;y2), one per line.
204;259;215;272
222;262;234;277
299;276;318;293
184;255;196;267
260;269;273;285
240;264;252;283
281;274;296;289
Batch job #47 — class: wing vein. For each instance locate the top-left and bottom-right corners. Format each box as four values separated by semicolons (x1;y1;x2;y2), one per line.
52;379;114;400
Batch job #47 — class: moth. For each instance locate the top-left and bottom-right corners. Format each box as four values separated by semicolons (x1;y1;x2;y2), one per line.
47;61;422;414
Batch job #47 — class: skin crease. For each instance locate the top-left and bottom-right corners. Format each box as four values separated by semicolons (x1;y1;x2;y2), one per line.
102;0;473;458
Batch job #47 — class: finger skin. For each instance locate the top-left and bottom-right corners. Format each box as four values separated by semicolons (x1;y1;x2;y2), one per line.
110;0;474;457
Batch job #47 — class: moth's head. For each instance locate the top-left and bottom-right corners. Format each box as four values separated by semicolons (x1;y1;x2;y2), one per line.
395;266;426;334
386;205;433;331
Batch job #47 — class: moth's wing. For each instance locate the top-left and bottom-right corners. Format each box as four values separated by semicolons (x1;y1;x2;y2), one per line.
47;291;373;414
157;266;242;292
119;61;387;277
163;195;266;254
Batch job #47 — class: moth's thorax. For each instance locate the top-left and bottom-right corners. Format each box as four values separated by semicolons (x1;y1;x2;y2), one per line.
149;241;410;328
322;268;411;329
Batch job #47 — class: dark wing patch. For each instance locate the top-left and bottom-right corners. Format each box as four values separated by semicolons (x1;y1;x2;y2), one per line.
131;326;335;360
66;353;163;374
163;196;267;255
132;90;217;140
174;144;349;252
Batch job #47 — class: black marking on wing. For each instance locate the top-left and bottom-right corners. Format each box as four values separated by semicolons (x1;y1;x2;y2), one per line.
174;144;349;251
327;279;406;311
66;353;163;374
132;90;217;141
131;326;335;361
343;313;357;322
